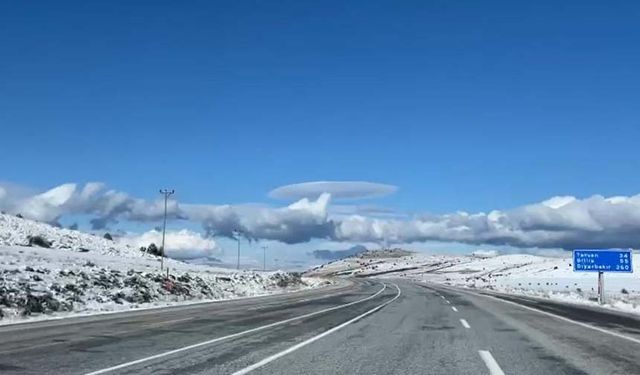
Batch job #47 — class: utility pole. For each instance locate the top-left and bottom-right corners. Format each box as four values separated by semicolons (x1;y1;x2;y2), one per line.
233;230;241;270
261;245;268;272
159;189;175;272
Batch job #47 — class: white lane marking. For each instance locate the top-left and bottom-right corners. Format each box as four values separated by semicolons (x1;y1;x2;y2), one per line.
440;295;445;299
451;306;458;312
445;300;450;304
83;284;388;375
459;319;471;329
0;282;352;330
231;283;402;375
483;293;640;346
478;350;505;375
427;282;640;346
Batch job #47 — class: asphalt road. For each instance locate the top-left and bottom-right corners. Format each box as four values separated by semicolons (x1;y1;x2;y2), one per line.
1;279;639;375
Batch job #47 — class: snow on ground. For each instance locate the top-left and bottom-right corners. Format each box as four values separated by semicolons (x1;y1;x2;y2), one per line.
0;212;148;258
307;249;640;315
0;213;328;323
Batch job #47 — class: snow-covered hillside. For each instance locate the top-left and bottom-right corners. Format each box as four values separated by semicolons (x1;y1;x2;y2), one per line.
0;213;328;323
0;212;146;257
307;249;640;314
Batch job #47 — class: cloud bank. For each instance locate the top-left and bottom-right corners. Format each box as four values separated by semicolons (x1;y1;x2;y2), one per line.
118;229;220;260
183;193;334;244
269;181;397;201
4;181;640;251
334;195;640;249
0;182;182;227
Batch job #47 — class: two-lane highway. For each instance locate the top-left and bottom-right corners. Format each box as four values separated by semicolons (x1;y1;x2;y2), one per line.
1;279;640;374
0;279;397;374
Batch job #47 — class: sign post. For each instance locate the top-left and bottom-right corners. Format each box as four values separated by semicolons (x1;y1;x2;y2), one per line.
573;249;633;305
597;271;604;305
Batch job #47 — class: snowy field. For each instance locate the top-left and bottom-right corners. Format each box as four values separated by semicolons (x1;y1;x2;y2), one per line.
307;249;640;315
0;214;328;323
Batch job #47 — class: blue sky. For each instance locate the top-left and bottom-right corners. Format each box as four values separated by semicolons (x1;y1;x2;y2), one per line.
2;1;640;267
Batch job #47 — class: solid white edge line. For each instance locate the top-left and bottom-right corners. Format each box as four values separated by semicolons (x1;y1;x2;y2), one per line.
426;282;640;346
483;293;640;345
478;350;505;375
0;280;351;330
231;283;402;375
459;318;471;329
83;283;388;375
451;306;458;312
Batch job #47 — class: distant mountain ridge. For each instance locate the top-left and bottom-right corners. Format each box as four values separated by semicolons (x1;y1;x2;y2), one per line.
312;245;367;260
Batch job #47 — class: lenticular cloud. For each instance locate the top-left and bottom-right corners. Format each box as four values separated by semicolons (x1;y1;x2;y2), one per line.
268;181;397;200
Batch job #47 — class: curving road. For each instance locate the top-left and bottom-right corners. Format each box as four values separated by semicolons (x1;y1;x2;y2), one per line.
0;279;639;374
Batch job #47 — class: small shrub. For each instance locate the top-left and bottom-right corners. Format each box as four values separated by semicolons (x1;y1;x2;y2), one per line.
16;213;23;218
147;243;163;257
103;233;113;241
621;288;629;294
21;293;65;315
28;235;52;248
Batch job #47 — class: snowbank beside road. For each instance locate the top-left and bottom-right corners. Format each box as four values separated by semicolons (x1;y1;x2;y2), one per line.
0;213;328;323
0;245;326;324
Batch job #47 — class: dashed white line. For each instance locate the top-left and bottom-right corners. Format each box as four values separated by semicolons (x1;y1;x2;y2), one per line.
451;306;458;312
440;295;445;299
459;319;471;329
428;281;640;346
83;284;388;375
445;300;451;304
231;283;402;375
478;350;505;375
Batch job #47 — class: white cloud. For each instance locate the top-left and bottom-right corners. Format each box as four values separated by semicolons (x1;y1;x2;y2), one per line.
119;229;220;260
183;193;333;244
329;204;404;219
334;194;640;250
5;181;640;251
471;250;498;258
541;196;576;209
0;182;181;227
268;181;397;201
